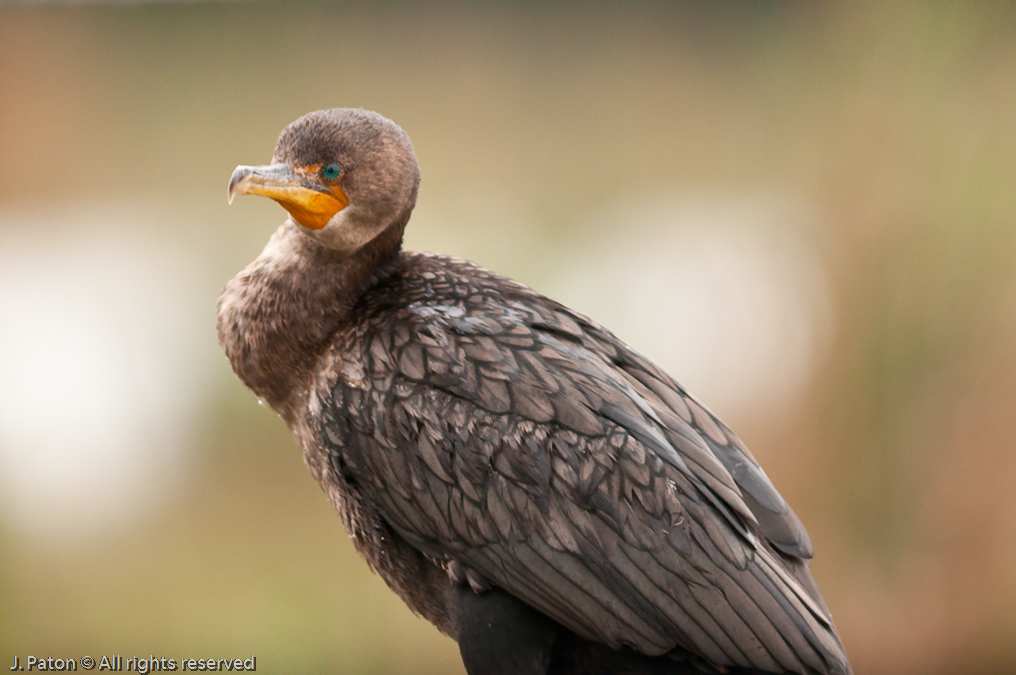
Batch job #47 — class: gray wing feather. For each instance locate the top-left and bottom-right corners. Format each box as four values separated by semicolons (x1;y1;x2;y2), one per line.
320;261;849;675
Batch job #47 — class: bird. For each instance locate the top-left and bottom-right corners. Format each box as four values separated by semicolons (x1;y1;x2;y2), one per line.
218;107;852;675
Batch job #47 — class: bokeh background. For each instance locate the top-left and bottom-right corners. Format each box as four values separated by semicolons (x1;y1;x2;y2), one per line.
2;2;1015;673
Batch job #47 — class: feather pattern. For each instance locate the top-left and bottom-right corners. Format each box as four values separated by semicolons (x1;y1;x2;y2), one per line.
314;252;850;675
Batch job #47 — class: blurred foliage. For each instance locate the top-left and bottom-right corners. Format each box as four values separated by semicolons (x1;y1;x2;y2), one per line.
2;2;1015;674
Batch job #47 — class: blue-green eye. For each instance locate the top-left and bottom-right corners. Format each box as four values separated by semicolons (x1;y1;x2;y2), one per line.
321;163;342;180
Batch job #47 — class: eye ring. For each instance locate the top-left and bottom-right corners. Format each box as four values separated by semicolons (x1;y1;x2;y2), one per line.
321;163;342;180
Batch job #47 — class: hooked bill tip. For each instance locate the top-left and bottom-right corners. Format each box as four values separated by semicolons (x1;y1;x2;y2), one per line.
227;165;253;205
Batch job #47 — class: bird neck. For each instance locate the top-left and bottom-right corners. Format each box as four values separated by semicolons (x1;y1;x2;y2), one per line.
217;220;403;422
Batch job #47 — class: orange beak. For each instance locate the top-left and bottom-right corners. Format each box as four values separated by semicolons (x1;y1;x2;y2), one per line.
228;163;348;230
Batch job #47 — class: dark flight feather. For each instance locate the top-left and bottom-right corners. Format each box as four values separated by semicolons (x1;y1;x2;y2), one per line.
315;253;848;674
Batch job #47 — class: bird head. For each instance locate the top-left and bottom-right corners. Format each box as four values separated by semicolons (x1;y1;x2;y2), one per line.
228;108;421;253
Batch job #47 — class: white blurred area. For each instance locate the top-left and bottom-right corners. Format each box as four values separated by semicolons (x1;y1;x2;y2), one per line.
552;193;834;421
0;203;211;542
413;189;834;421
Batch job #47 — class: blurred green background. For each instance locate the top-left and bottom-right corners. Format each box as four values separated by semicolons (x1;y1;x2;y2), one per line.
2;2;1015;673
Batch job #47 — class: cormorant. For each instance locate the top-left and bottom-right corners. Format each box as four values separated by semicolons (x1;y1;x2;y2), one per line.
218;108;852;675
